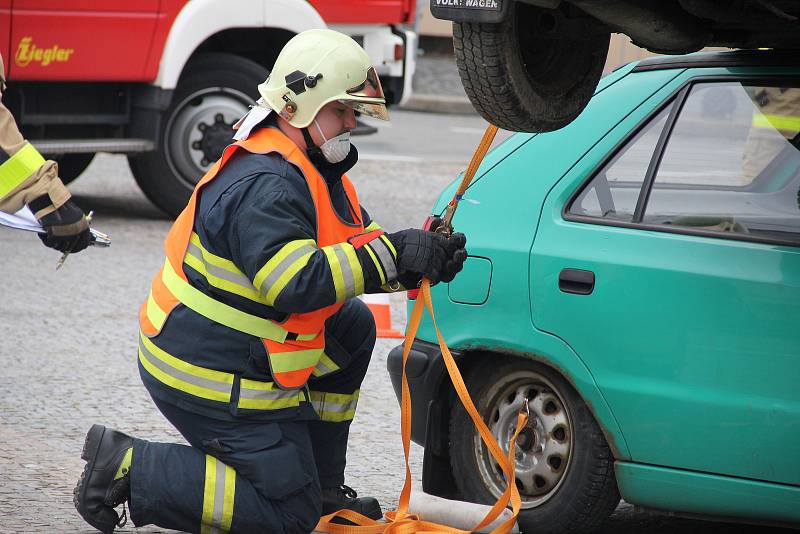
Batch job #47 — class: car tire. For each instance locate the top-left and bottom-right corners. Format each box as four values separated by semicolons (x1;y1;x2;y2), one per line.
53;153;94;185
452;4;610;133
129;53;268;217
449;357;619;533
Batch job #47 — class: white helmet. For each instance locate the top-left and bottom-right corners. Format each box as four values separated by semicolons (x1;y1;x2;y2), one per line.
258;29;389;128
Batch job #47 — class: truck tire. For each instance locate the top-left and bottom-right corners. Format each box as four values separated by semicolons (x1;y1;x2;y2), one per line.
453;4;609;133
449;357;619;533
54;153;94;185
129;53;268;217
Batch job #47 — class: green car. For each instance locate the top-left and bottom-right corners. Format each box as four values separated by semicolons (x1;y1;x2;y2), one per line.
387;50;800;533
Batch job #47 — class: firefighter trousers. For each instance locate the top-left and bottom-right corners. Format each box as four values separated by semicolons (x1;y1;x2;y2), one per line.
129;298;376;534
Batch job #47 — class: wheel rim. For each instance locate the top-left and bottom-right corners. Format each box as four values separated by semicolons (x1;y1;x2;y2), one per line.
474;369;574;509
164;87;253;189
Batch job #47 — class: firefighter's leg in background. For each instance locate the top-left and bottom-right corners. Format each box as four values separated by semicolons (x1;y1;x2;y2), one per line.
309;297;379;514
129;398;321;534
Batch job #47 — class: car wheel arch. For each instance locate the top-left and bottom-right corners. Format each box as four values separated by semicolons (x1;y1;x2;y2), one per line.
435;349;629;458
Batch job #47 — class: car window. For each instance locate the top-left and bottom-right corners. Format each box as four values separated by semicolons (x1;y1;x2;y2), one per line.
569;103;674;221
643;82;800;242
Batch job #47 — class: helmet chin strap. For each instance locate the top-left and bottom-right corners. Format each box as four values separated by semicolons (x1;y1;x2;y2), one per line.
301;127;328;167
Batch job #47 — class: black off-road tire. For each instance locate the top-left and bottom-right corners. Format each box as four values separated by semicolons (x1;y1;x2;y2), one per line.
54;153;94;185
453;4;610;133
449;356;619;533
129;53;268;217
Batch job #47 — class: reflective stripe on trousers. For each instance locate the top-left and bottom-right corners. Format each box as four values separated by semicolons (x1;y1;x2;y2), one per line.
202;455;236;534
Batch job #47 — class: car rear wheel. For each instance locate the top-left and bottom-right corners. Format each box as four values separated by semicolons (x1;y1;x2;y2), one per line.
129;53;268;217
449;357;619;533
453;4;609;133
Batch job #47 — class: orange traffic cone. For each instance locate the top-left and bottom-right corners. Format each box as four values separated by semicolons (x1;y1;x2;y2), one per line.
361;293;404;338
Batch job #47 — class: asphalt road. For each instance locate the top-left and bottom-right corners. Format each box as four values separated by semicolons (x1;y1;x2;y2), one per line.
0;110;789;533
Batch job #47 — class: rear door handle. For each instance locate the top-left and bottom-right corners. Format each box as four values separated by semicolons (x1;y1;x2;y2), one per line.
559;269;595;295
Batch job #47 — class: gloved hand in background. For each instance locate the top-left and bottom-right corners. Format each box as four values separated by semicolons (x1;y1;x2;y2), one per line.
32;196;92;253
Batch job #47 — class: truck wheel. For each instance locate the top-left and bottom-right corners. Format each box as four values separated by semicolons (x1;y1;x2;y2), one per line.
54;153;94;185
129;53;268;217
453;4;609;133
449;357;619;533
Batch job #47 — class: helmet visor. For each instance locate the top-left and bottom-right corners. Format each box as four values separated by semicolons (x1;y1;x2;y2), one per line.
342;100;390;121
341;67;390;121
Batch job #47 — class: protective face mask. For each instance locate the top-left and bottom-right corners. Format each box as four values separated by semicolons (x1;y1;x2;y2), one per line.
314;120;351;163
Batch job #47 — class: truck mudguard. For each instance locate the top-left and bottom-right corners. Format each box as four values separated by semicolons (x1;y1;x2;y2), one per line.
155;0;325;89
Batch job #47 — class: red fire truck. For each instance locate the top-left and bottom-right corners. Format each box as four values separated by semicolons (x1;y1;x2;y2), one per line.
0;0;417;215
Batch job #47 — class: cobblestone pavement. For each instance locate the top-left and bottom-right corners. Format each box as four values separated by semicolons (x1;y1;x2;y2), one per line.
1;120;791;532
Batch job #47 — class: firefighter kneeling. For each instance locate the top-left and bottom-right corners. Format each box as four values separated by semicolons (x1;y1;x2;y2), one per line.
74;29;467;534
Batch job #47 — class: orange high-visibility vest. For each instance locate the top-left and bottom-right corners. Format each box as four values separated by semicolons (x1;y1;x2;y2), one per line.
139;126;364;390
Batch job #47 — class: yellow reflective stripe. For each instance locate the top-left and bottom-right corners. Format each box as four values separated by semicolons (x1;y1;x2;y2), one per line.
269;348;323;374
140;332;233;384
189;233;241;274
310;390;359;405
162;259;288;342
138;349;231;403
753;113;800;132
185;234;264;303
309;390;360;422
138;333;232;403
145;289;167;330
362;244;386;285
323;245;346;301
323;243;363;301
201;456;236;534
253;240;317;304
201;455;217;534
365;236;397;282
342;244;364;297
114;448;132;480
184;252;263;303
364;221;382;232
312;352;340;377
315;410;356;423
139;329;311;411
0;143;45;199
222;463;236;532
237;378;305;410
379;234;396;258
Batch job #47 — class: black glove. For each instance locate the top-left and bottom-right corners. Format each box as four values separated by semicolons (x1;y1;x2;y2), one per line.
440;232;467;283
35;198;92;253
386;228;450;284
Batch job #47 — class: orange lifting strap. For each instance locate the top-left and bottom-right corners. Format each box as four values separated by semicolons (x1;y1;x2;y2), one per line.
315;125;527;534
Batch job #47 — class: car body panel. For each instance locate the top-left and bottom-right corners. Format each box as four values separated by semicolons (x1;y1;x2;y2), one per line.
615;462;800;525
447;256;492;305
533;65;800;487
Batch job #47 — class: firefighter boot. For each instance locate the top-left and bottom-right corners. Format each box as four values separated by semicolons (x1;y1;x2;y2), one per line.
322;484;383;521
74;424;133;534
